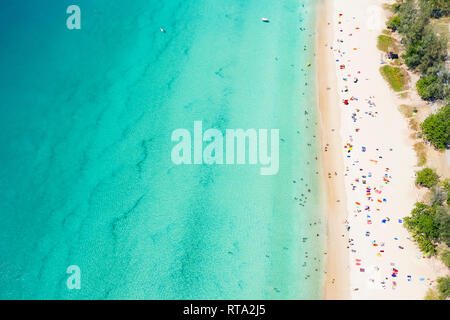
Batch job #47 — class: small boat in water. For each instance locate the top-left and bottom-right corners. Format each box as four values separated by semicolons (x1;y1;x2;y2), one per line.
261;17;270;23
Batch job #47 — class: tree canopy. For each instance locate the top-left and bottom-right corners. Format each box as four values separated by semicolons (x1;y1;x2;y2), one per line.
420;105;450;149
388;0;448;102
415;168;440;187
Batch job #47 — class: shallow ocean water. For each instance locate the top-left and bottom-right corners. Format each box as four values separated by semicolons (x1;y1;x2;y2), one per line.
0;0;323;299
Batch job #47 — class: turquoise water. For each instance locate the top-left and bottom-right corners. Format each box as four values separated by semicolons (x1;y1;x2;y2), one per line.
0;0;323;299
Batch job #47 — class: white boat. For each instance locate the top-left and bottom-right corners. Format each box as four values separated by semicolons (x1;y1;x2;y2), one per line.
261;17;270;23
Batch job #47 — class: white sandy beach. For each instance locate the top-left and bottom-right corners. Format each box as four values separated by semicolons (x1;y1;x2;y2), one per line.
319;0;447;299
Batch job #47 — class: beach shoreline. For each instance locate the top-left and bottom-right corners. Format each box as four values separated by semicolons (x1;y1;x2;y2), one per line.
316;0;350;299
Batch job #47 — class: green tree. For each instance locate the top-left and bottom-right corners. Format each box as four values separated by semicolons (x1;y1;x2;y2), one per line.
416;75;441;99
403;29;447;78
420;105;450;149
404;202;439;254
441;178;450;191
441;250;450;268
441;179;450;205
434;206;450;246
387;15;401;31
392;0;448;103
403;41;423;69
415;168;440;188
437;277;450;299
397;0;429;46
416;30;447;76
420;0;450;18
429;186;447;206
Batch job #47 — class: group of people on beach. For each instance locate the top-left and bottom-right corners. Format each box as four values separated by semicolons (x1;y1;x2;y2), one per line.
330;12;434;295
